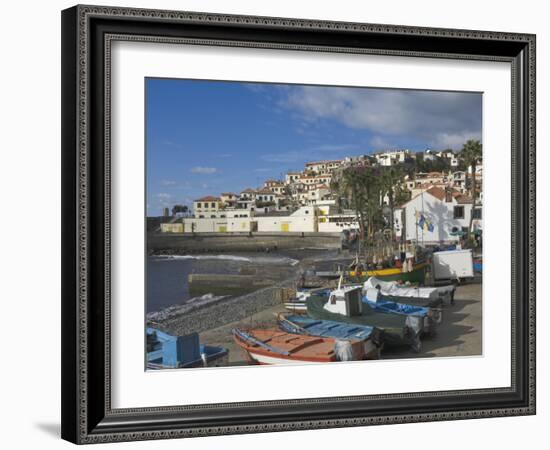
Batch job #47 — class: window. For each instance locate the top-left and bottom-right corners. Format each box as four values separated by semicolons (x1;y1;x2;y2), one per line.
453;206;465;219
211;202;216;208
473;208;482;219
196;202;201;208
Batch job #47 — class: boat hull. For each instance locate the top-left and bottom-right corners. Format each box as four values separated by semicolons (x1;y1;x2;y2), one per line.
278;314;383;360
349;262;428;283
233;328;345;364
306;295;423;351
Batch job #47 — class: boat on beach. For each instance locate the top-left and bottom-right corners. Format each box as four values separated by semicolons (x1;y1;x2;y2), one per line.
232;328;364;364
362;287;440;335
146;327;229;369
363;276;455;307
277;313;383;359
306;285;425;352
348;261;429;283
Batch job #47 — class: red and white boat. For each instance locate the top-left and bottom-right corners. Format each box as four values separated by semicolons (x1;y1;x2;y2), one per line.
232;328;363;365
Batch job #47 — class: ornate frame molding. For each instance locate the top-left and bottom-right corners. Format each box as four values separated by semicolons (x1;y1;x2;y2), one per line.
61;5;536;444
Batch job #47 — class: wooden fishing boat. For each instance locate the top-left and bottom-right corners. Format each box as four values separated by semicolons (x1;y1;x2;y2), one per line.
277;313;383;359
306;286;424;352
232;328;364;364
348;261;428;283
364;276;455;307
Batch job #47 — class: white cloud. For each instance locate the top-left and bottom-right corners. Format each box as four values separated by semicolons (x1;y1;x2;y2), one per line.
261;143;359;163
191;166;218;174
369;136;395;149
431;131;482;149
160;180;176;186
281;86;482;150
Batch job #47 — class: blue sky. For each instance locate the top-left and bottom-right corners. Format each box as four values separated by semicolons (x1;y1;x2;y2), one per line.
146;78;481;216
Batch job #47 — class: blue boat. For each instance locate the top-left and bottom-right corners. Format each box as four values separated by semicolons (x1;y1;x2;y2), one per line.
277;313;383;359
147;327;228;369
362;288;440;335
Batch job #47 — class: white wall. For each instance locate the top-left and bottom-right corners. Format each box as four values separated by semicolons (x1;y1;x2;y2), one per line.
402;192;472;243
1;1;546;450
256;215;316;232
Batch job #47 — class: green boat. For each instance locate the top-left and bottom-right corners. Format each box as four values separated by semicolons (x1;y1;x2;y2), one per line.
306;287;423;352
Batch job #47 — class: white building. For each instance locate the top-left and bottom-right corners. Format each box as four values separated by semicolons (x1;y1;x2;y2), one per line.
307;184;332;205
193;196;222;218
435;150;459;167
394;186;481;244
236;188;256;210
374;149;410;166
452;171;467;193
285;172;301;185
220;192;238;208
255;206;318;232
304;159;342;175
178;205;354;234
263;180;286;195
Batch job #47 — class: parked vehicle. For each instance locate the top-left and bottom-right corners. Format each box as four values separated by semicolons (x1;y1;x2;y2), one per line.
432;249;474;282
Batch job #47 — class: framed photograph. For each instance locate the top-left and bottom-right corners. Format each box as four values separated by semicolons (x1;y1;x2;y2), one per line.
61;5;536;444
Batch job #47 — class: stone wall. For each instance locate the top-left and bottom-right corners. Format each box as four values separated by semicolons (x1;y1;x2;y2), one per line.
157;277;298;336
148;232;340;254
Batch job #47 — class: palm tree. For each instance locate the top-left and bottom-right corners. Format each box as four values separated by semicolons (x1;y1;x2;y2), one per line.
379;166;404;242
461;139;482;239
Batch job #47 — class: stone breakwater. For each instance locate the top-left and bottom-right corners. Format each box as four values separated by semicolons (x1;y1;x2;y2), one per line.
149;276;299;336
148;232;341;254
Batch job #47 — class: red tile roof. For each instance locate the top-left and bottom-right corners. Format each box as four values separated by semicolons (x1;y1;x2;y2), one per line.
194;196;220;202
426;186;472;203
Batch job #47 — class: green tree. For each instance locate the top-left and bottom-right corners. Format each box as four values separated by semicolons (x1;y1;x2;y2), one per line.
461;139;482;238
171;204;188;216
379;166;405;241
335;165;388;243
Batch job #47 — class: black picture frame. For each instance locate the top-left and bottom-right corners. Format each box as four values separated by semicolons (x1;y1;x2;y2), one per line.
61;4;536;444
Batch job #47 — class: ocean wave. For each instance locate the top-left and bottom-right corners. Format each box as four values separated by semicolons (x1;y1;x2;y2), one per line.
151;254;299;266
147;293;228;321
152;254;251;262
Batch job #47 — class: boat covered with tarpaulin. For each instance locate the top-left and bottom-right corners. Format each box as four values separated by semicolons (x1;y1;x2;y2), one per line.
363;276;455;307
362;287;440;335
